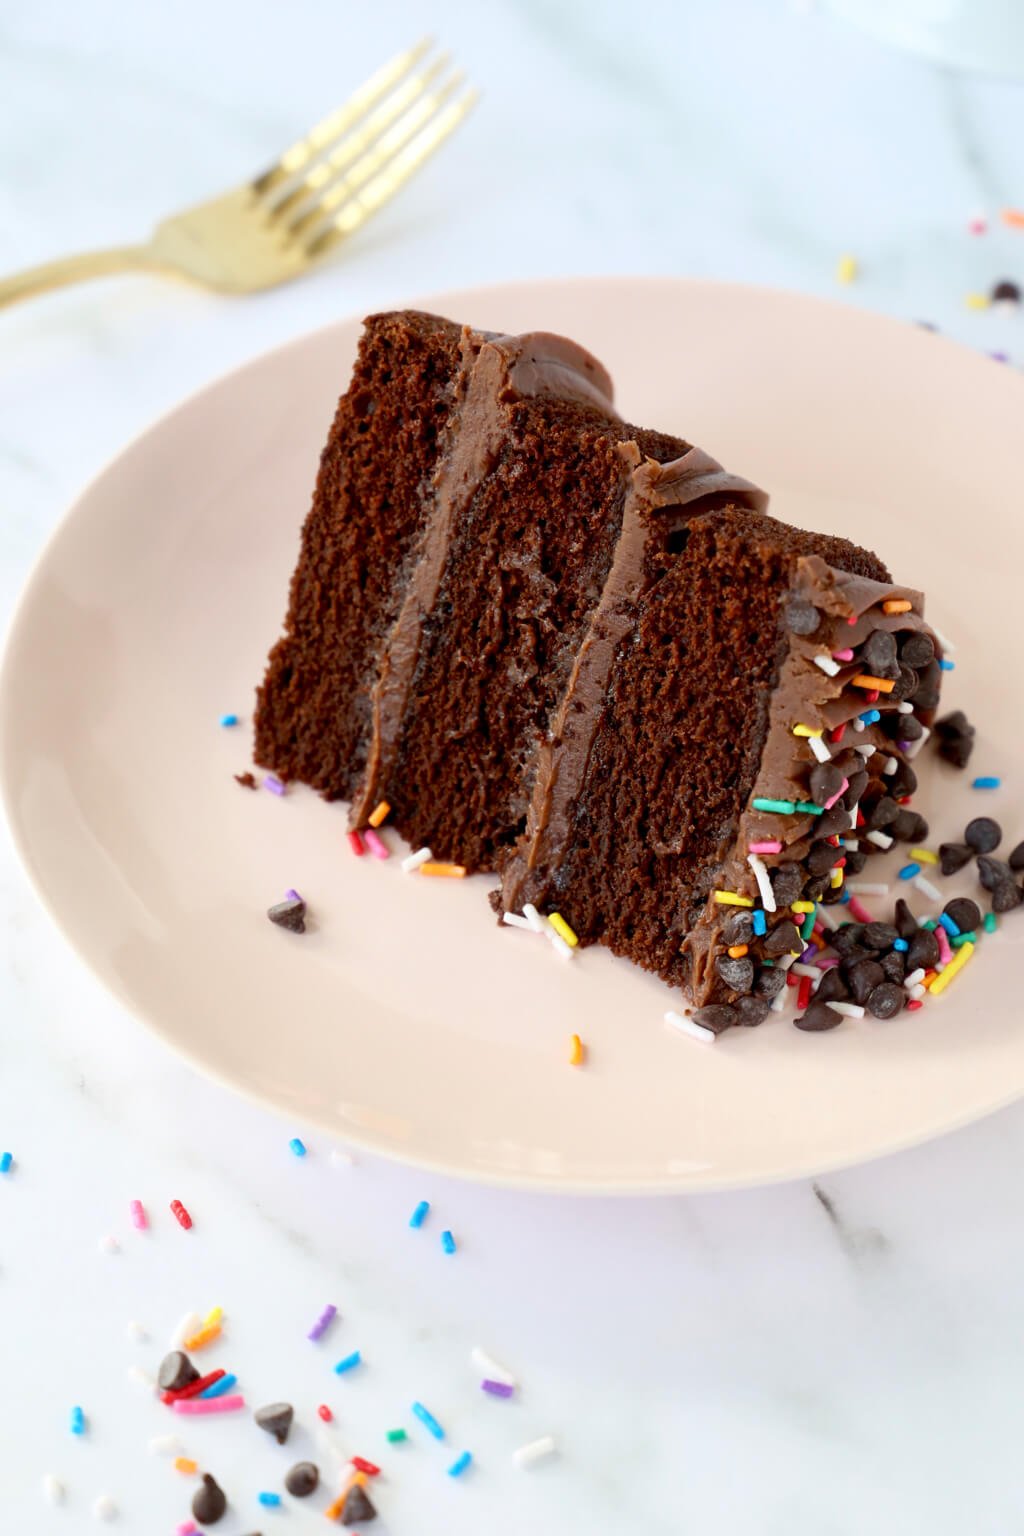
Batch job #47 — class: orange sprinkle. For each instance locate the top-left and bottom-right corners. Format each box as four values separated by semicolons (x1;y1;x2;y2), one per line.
851;673;895;693
568;1033;584;1066
174;1457;197;1475
325;1473;367;1521
419;862;467;878
183;1323;221;1352
1001;207;1024;229
368;799;390;828
882;600;912;615
727;944;749;959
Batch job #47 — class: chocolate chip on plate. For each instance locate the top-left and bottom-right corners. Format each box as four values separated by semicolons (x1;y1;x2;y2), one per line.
846;959;885;1005
340;1483;377;1525
763;921;802;957
906;928;940;972
939;842;973;877
157;1351;199;1393
794;1001;843;1032
254;1402;294;1444
1009;841;1024;873
866;982;905;1019
285;1462;319;1498
192;1473;227;1525
964;817;1001;854
691;1004;737;1034
943;897;981;934
267;897;306;933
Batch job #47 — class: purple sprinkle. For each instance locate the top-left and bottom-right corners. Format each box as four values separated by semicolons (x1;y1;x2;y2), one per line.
990;351;1010;363
285;889;302;902
897;741;912;752
481;1379;514;1398
799;944;818;964
307;1303;337;1342
265;774;286;796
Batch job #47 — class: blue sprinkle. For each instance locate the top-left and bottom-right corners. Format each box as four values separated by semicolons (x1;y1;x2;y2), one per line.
441;1230;456;1255
752;909;767;937
938;659;955;671
858;709;881;725
892;938;909;952
973;776;1001;790
412;1400;445;1440
0;1152;12;1174
838;889;851;904
334;1350;362;1375
69;1405;85;1436
257;1491;282;1507
939;912;961;938
448;1451;472;1478
289;1137;307;1157
219;713;239;727
199;1373;237;1398
409;1199;430;1229
897;863;920;881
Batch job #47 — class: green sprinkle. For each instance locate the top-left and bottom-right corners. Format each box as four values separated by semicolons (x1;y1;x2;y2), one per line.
794;802;824;816
387;1428;408;1444
752;798;796;815
800;909;816;942
922;919;937;930
984;912;998;934
952;931;976;948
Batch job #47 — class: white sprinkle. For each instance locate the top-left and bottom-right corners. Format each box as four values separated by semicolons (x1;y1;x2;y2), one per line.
791;962;822;979
897;700;914;714
847;804;861;828
855;741;876;756
98;1234;120;1255
665;1009;716;1044
316;1423;349;1471
149;1434;183;1456
170;1311;199;1349
93;1493;117;1521
866;830;894;850
852;717;867;732
903;725;931;759
931;624;955;654
401;846;433;873
521;903;548;935
776;952;798;972
904;968;926;989
502;912;535;931
771;987;788;1013
816;905;840;930
513;1435;557;1468
746;853;776;913
808;735;832;764
914;873;942;902
844;835;860;850
881;755;898;775
126;1365;154;1390
814;654;841;677
42;1474;65;1505
126;1320;148;1342
471;1347;517;1388
543;922;575;961
846;882;890;896
830;1002;865;1019
329;1146;356;1167
908;983;927;1001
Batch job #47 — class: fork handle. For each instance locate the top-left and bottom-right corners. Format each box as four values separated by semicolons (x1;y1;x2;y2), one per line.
0;244;162;310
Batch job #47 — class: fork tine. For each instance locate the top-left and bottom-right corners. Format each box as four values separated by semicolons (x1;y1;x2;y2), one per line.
268;52;453;223
303;89;479;260
252;37;434;197
283;69;468;239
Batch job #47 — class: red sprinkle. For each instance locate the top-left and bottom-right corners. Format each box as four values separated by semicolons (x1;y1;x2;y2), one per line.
856;809;866;827
831;724;847;745
170;1200;192;1230
347;830;366;857
898;795;912;805
864;689;879;704
906;999;924;1012
161;1369;225;1405
834;856;846;869
787;971;799;987
351;1457;380;1476
847;614;857;625
317;1404;333;1422
796;975;813;1011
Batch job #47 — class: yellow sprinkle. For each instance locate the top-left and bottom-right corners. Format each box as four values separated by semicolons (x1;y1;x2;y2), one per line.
727;944;749;959
183;1323;221;1352
830;869;844;889
568;1033;584;1066
203;1306;223;1327
368;799;391;828
882;600;913;615
174;1457;197;1475
714;891;754;908
910;847;938;865
836;254;858;283
419;862;467;878
928;940;974;996
792;724;823;738
851;674;895;693
548;912;579;948
965;291;990;310
791;901;816;914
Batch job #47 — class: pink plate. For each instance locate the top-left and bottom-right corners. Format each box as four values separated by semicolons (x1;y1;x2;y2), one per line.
2;277;1022;1191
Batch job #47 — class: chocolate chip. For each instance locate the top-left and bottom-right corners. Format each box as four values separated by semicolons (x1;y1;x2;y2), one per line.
715;955;754;994
805;874;831;902
846;959;885;1004
794;1001;843;1032
755;968;787;1000
965;817;1001;854
1010;841;1024;872
866;982;905;1019
340;1484;377;1525
815;968;850;1003
890;809;928;843
809;762;846;807
267;897;306;933
844;770;870;807
888;761;918;799
894;898;918;938
906;928;940;971
860;628;898;676
830;924;865;958
862;922;899;952
734;995;770;1027
939;842;973;876
820;883;846;905
763;920;802;957
992;279;1021;303
807;842;842;876
889;664;919;702
192;1474;227;1525
769;866;804;907
934;710;976;768
157;1351;199;1392
935;709;974;740
722;910;755;946
866;796;899;830
285;1462;319;1498
817;807;853;839
254;1402;294;1445
880;950;906;984
992;882;1023;914
891;713;924;741
938;733;975;769
785;597;821;635
843;848;868;875
943;897;981;933
910;659;941;711
978;856;1014;893
899;632;935;668
692;1004;737;1034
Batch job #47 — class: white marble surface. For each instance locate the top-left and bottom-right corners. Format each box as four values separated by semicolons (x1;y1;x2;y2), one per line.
2;1;1024;1530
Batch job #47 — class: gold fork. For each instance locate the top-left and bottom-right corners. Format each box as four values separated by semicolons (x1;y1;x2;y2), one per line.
0;39;477;310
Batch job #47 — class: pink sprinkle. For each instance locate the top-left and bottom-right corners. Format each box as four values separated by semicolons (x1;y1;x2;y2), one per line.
265;774;286;796
832;648;854;662
815;955;841;969
347;829;365;857
935;926;953;966
823;777;849;811
177;1523;199;1536
129;1199;147;1230
846;614;857;626
847;897;874;924
364;828;389;861
968;215;987;235
748;840;783;854
173;1395;246;1416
